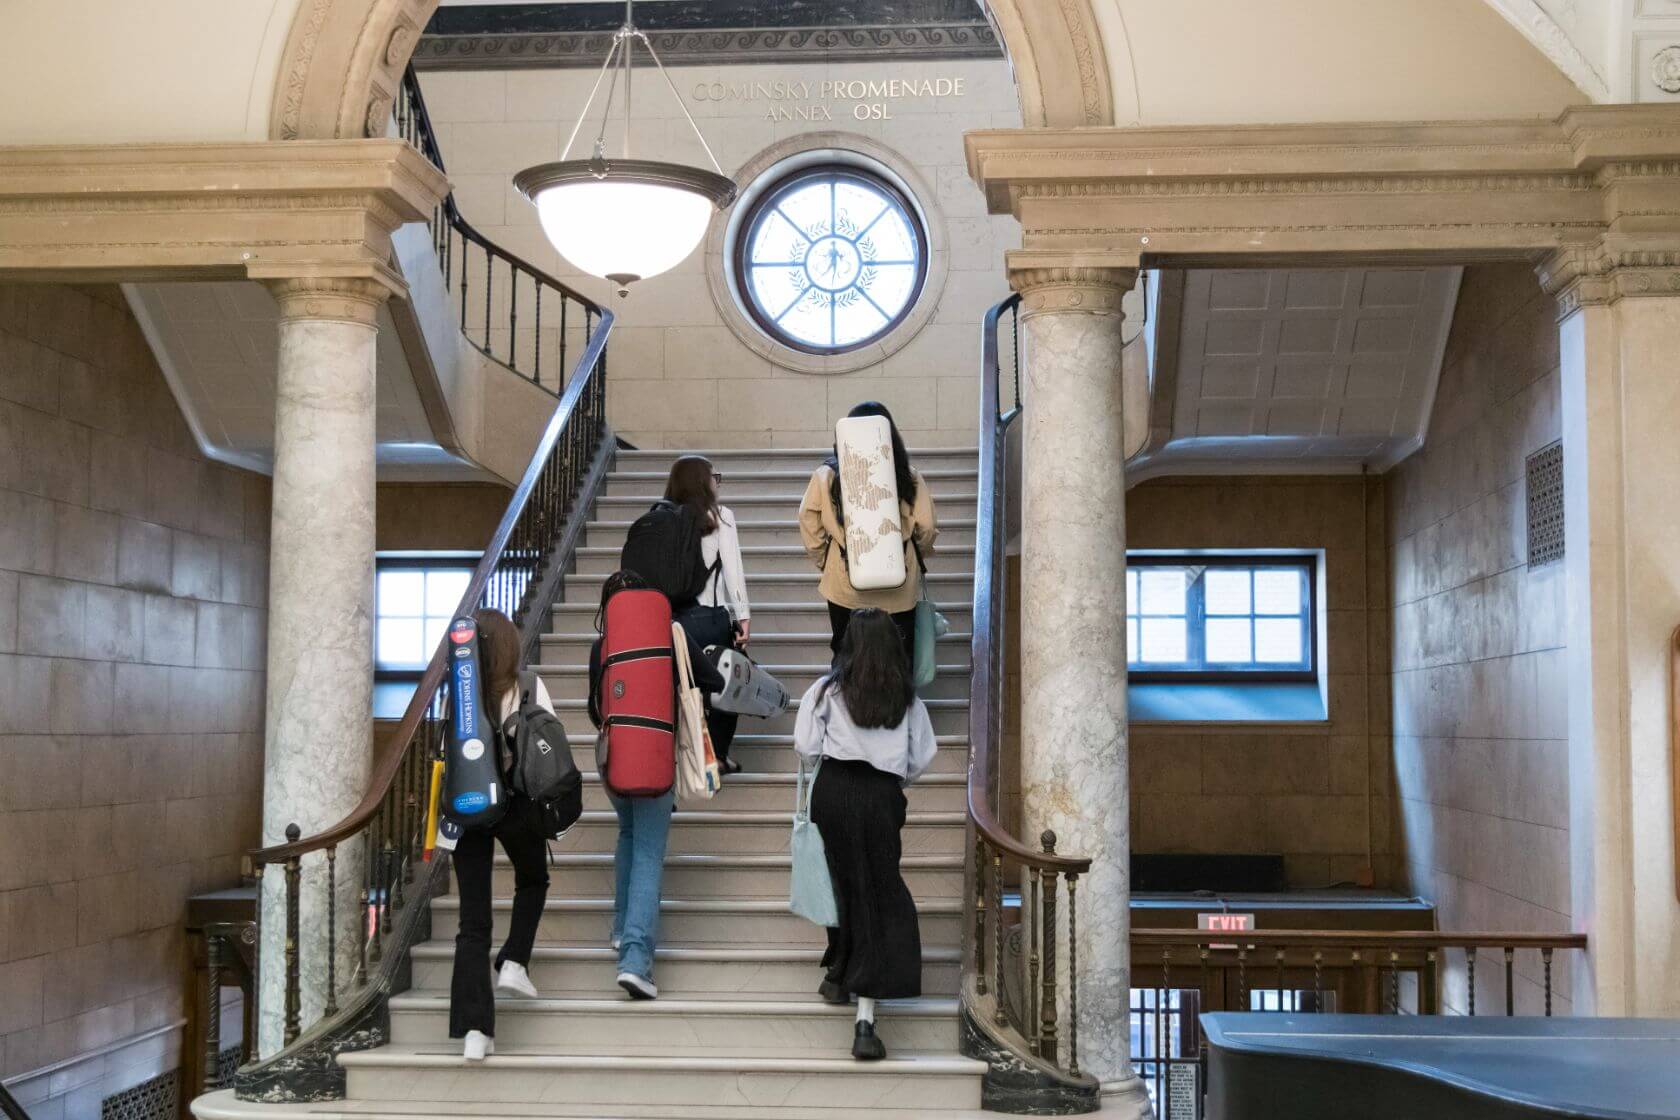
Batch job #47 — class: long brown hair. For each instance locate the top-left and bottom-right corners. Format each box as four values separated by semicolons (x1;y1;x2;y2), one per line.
473;608;521;704
664;454;721;535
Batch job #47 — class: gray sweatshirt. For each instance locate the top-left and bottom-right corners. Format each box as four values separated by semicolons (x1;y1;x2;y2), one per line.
793;677;938;783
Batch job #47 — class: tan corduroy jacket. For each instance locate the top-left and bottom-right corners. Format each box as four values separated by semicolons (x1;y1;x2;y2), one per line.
798;464;938;614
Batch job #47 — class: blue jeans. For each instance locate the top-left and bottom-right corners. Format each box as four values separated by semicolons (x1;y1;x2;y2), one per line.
607;790;673;981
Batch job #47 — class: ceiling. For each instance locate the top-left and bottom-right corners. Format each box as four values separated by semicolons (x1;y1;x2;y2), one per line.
1129;267;1463;480
124;281;464;475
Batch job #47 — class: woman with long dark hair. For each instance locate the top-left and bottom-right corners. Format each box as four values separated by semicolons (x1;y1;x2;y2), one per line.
793;607;938;1060
663;455;751;773
449;608;556;1060
799;402;938;657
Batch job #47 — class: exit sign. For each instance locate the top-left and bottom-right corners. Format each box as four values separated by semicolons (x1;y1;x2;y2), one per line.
1198;913;1256;933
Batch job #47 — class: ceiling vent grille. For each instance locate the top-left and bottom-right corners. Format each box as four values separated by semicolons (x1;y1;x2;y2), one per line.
1527;440;1564;568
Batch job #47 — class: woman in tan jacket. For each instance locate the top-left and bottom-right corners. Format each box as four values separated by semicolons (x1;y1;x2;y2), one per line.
800;402;938;658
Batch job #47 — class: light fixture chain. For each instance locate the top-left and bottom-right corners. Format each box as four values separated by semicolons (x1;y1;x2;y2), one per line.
560;32;623;161
621;9;633;159
634;29;727;174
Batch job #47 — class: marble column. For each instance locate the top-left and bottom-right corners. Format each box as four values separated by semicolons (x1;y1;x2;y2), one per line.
256;277;391;1056
1014;265;1150;1112
1542;253;1680;1020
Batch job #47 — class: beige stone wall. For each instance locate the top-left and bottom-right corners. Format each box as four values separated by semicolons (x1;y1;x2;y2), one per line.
1123;476;1394;890
0;284;269;1110
417;56;1020;450
1388;263;1570;1014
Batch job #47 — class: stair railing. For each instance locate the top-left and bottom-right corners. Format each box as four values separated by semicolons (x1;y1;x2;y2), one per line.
963;293;1097;1103
0;1081;32;1120
396;66;590;394
230;82;617;1095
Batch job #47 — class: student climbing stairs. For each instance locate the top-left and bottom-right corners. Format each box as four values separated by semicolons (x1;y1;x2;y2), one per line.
335;446;991;1117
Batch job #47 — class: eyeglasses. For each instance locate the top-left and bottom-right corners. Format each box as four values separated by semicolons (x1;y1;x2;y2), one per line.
712;472;725;484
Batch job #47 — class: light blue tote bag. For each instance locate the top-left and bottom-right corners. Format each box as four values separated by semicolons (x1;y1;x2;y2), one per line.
790;756;839;927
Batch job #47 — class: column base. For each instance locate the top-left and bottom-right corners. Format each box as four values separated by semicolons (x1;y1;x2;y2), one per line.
1098;1073;1156;1118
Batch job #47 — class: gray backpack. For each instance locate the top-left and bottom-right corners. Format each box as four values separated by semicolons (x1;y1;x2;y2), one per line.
500;671;582;838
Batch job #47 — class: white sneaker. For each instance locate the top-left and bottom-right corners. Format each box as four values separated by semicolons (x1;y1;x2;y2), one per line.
497;960;538;999
462;1030;494;1061
611;935;621;950
617;972;657;1000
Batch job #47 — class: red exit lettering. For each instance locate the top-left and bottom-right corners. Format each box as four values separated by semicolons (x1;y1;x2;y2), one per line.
1197;913;1255;933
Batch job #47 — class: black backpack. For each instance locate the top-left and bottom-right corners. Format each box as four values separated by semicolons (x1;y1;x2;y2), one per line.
620;500;712;606
501;671;582;839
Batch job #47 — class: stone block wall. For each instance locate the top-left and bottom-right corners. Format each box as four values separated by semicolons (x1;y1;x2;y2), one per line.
1123;475;1394;889
0;283;269;1117
1387;263;1571;1015
418;56;1020;449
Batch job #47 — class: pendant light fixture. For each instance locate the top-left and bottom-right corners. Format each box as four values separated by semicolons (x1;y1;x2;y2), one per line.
514;0;737;297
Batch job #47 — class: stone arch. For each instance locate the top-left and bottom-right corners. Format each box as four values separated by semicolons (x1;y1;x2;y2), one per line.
981;0;1115;128
270;0;439;140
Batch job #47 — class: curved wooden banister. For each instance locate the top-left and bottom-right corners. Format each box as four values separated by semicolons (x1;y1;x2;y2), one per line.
249;314;610;867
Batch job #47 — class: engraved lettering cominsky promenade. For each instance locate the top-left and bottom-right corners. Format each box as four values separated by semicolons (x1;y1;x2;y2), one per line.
692;76;967;122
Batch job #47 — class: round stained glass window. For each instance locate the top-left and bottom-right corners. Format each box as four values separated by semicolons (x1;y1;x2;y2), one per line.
735;167;928;354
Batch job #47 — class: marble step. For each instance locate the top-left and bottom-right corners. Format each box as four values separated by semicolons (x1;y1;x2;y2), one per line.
544;810;967;855
573;544;977;577
337;1048;986;1112
561;570;975;606
428;896;965;945
551;601;975;636
548;697;972;737
388;992;961;1052
541;629;973;666
567;771;967;814
582;518;977;549
592;493;978;518
485;851;967;899
603;469;977;499
616;447;979;472
538;661;973;702
407;942;962;997
561;734;970;776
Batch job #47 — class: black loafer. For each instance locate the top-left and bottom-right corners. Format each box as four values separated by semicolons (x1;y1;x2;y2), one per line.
818;978;850;1005
852;1021;886;1061
720;757;743;775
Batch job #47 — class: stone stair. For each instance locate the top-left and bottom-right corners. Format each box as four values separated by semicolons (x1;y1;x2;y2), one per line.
331;447;986;1116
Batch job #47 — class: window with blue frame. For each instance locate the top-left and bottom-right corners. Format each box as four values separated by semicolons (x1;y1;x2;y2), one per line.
1126;556;1316;681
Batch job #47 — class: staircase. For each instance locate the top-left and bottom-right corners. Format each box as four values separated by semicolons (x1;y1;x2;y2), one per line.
328;445;993;1117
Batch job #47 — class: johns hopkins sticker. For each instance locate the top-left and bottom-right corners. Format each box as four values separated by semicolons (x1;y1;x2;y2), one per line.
461;738;485;761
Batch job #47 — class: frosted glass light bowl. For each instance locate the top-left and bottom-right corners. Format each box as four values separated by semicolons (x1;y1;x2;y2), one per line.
515;158;737;296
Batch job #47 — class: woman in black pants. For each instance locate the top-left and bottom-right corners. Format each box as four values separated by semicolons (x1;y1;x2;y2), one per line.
792;608;939;1060
449;608;555;1060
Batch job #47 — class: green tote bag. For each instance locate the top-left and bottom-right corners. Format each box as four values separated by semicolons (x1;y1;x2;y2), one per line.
789;756;838;927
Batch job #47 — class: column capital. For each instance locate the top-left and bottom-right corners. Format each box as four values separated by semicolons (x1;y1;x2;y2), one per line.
262;273;401;327
1537;241;1680;317
1007;253;1138;316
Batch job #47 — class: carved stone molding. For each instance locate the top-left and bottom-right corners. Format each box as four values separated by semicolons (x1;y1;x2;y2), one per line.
0;140;447;284
981;0;1112;128
1010;263;1138;316
1538;244;1680;315
966;105;1680;268
272;0;438;140
266;275;397;326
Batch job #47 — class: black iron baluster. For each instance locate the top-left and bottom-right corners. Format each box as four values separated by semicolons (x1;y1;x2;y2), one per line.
992;851;1005;1027
1542;948;1554;1017
1066;873;1081;1075
1467;949;1476;1016
460;241;469;333
1503;946;1515;1016
1276;949;1286;1006
1237;948;1248;1010
324;846;339;1017
534;279;542;387
560;296;570;386
484;250;492;348
367;812;384;966
1388;949;1400;1014
282;824;302;1045
973;838;988;996
1040;833;1059;1066
1313;950;1324;1008
204;930;223;1090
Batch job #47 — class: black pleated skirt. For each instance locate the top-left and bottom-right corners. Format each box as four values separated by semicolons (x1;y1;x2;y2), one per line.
809;757;922;1000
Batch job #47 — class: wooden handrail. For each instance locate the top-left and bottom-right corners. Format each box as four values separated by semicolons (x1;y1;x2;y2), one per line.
967;292;1090;874
1132;929;1588;951
248;310;611;867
